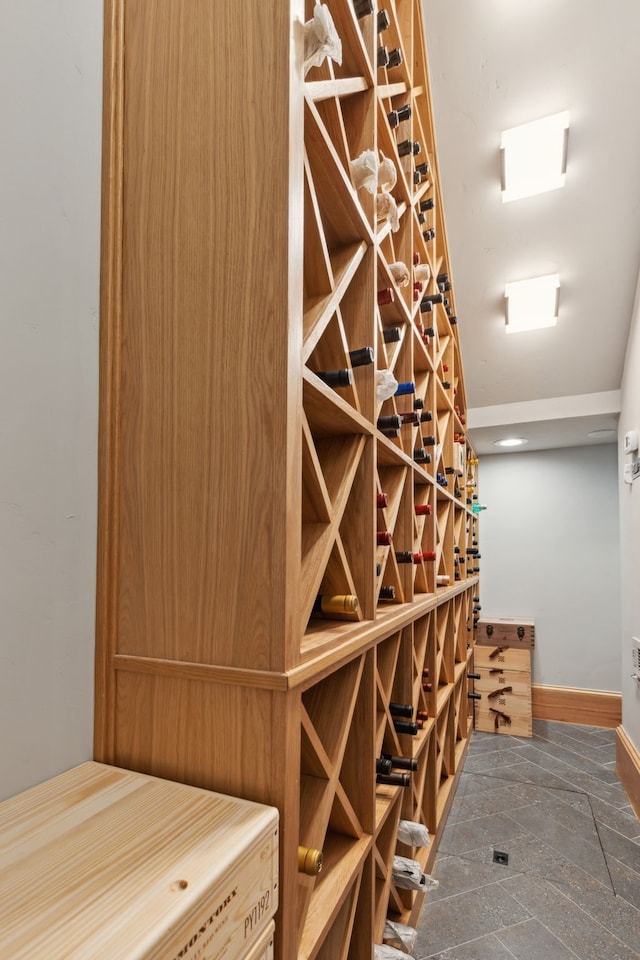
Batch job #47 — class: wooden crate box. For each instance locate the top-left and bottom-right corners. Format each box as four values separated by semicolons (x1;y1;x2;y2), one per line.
0;762;279;960
473;644;532;738
476;618;535;649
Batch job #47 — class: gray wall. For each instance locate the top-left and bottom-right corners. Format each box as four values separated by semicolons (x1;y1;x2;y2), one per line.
478;445;621;692
0;2;102;800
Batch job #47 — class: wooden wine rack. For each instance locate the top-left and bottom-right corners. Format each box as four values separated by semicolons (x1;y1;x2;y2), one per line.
95;1;479;956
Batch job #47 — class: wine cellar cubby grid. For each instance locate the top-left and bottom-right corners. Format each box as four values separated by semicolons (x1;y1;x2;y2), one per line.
95;1;480;957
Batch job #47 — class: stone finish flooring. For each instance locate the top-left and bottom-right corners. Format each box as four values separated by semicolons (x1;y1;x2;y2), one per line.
415;720;640;959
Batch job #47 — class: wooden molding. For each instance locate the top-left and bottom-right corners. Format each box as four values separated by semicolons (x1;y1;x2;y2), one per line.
616;725;640;819
531;684;621;729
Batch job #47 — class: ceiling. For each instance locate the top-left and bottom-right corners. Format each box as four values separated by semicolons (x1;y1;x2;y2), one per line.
422;0;640;455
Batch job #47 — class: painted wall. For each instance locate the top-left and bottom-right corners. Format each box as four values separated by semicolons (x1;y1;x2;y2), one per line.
0;2;102;800
477;445;621;692
618;276;640;751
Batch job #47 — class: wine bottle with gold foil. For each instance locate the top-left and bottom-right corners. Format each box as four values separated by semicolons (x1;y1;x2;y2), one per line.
298;846;323;876
312;595;359;620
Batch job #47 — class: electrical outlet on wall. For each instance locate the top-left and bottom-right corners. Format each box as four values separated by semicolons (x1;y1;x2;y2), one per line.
632;638;640;685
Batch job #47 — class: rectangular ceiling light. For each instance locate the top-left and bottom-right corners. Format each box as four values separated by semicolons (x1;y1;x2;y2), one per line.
505;274;560;333
501;111;569;202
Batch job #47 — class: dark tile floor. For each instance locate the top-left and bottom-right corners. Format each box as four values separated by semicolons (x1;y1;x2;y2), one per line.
415;720;640;959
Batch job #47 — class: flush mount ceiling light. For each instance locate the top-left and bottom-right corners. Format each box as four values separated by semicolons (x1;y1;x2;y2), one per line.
501;111;569;202
494;438;528;448
505;273;560;333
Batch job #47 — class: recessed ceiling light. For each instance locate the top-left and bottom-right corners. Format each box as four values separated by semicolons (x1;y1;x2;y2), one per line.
494;437;528;448
501;111;569;202
505;274;560;333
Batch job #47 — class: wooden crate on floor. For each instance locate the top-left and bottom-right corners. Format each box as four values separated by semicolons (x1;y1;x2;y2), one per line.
473;642;532;738
0;762;279;960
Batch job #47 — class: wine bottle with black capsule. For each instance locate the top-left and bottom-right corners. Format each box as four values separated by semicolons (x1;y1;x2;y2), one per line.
468;691;481;700
387;48;402;68
381;428;399;439
413;397;424;410
377;46;390;68
377;8;390;31
389;701;413;718
393;719;418;735
383;326;402;344
420;410;433;422
420;198;434;212
467;672;481;681
422;293;443;306
379;585;396;600
414;449;431;464
395;551;414;564
413;171;422;186
418;212;426;224
442;380;451;389
313;594;359;620
377;414;401;431
376;757;393;775
316;368;352;388
437;272;449;284
420;299;432;314
398;140;420;158
349;346;374;367
383;754;419;772
376;771;411;787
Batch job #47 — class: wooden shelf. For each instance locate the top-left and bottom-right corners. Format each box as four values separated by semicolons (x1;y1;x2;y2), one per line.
95;1;481;957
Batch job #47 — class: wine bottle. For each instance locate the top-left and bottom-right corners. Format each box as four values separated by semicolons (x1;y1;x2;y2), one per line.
437;272;449;284
316;368;352;387
420;410;433;422
420;551;436;561
442;380;451;389
414;449;431;464
393;719;418;735
467;672;481;680
383;754;418;771
422;681;432;692
400;411;419;425
389;702;413;719
422;435;436;446
395;551;413;564
468;691;481;700
349;346;374;367
388;48;402;68
377;414;401;430
414;504;431;516
298;846;323;876
394;381;415;396
377;531;393;546
376;757;393;775
377;8;390;31
420;198;434;212
423;228;435;242
436;575;450;586
376;772;411;787
398;140;419;158
379;585;396;600
383;326;401;343
353;0;373;16
313;594;359;620
415;710;428;723
378;287;394;306
413;397;424;410
377;46;390;68
416;161;430;176
377;492;389;509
